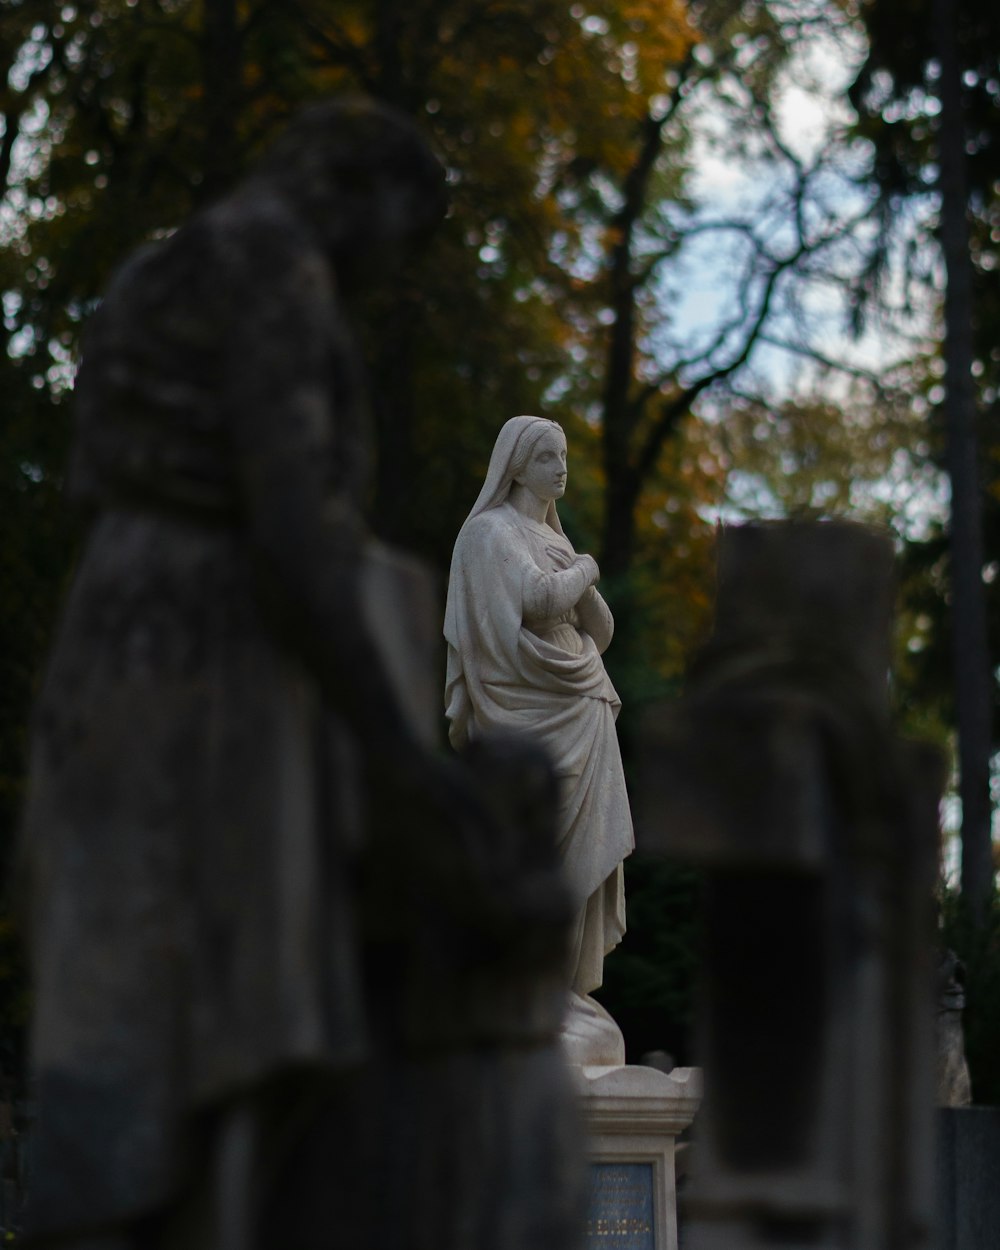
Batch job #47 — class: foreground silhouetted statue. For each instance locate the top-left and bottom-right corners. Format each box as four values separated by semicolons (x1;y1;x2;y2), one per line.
18;100;582;1250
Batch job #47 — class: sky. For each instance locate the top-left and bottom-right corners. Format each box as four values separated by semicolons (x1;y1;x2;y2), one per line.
645;6;947;538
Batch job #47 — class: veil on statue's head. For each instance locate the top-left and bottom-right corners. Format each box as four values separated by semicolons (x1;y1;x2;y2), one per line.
461;415;567;537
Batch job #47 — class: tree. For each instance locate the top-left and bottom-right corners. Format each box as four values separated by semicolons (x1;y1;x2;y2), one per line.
0;0;696;542
932;0;993;917
851;0;1000;916
538;1;893;693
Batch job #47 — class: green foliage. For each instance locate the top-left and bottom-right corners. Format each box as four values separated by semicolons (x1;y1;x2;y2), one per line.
940;889;1000;1106
596;857;703;1064
0;352;78;1079
892;529;953;746
850;0;1000;649
851;0;1000;916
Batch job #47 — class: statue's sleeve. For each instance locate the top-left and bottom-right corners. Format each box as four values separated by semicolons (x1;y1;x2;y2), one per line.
576;587;614;653
451;514;591;660
522;560;595;623
222;232;419;764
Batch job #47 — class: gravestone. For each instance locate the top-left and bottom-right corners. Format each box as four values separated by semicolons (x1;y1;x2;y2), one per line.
636;521;940;1250
588;1163;656;1248
580;1065;702;1250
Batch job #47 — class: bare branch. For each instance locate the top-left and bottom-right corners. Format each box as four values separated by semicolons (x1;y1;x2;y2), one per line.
754;333;904;394
632;239;806;485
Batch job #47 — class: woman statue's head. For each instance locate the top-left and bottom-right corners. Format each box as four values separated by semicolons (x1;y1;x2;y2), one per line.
510;423;568;510
464;416;566;527
504;417;565;485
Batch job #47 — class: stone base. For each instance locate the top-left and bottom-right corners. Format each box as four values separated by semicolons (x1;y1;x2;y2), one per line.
574;1064;702;1250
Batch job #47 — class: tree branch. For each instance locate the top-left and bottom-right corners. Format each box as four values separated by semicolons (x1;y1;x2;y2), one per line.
633;241;800;485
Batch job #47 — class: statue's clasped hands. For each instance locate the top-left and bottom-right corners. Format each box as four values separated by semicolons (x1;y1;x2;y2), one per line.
545;544;600;589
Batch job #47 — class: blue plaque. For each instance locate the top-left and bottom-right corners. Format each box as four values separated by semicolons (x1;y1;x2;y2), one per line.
586;1161;656;1248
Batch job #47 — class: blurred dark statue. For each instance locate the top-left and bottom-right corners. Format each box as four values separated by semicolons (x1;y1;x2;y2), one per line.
16;99;582;1250
637;521;940;1250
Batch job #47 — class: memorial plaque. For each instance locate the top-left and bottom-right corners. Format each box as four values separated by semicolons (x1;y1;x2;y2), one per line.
586;1161;656;1248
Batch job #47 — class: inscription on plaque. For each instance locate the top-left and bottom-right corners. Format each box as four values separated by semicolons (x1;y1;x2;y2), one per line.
586;1161;656;1248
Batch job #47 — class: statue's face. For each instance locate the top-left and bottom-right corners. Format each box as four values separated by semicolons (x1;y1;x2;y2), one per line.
515;428;568;502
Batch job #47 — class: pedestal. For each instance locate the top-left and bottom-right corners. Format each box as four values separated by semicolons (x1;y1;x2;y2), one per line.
575;1065;702;1250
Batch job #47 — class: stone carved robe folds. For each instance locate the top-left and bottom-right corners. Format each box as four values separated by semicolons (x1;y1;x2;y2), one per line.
444;424;633;996
16;173;404;1239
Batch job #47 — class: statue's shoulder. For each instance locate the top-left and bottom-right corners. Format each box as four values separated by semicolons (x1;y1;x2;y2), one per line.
169;195;337;332
461;506;522;553
101;198;310;312
207;196;321;280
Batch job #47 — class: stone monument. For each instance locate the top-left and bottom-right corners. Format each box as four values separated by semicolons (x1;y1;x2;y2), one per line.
444;415;700;1250
444;414;633;1065
17;101;583;1250
636;520;940;1250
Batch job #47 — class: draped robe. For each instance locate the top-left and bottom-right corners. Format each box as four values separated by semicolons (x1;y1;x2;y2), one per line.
445;501;633;994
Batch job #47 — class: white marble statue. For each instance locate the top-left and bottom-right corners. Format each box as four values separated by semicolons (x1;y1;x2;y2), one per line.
444;415;634;1064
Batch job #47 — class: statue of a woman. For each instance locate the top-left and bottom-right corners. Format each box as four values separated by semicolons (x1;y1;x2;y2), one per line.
444;415;634;1064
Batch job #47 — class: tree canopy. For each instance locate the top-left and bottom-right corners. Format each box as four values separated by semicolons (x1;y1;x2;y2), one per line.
4;0;996;1077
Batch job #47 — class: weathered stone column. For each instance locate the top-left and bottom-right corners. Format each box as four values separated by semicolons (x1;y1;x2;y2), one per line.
636;521;940;1250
